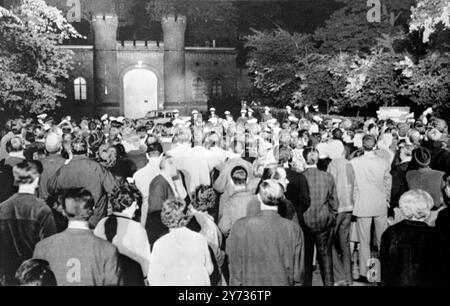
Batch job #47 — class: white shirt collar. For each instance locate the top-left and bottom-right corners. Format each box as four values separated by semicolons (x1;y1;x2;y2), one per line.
305;165;317;169
68;220;90;230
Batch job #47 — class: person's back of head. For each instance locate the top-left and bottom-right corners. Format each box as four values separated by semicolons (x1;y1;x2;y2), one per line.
362;134;376;152
45;133;62;154
204;132;220;148
13;160;42;186
110;181;142;214
399;189;433;222
192;185;217;212
258;179;284;207
15;259;56;286
172;129;191;145
302;147;319;166
159;155;177;177
412;147;431;168
6;135;24;153
231;166;248;187
332;128;343;140
146;142;163;157
62;188;94;221
407;129;421;146
278;146;292;166
71;136;88;156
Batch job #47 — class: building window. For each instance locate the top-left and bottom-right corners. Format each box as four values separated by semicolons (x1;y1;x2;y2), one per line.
74;77;87;101
193;77;206;100
211;78;222;98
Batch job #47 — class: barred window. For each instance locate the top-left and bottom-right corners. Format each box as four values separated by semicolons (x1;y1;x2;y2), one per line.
211;78;222;98
74;77;87;101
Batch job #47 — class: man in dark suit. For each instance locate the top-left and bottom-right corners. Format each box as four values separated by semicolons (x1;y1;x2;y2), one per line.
47;137;117;229
146;156;190;246
33;188;123;286
422;128;450;175
278;146;311;220
301;147;338;286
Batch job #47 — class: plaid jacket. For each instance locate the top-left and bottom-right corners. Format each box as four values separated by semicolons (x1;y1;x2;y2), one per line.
302;167;338;232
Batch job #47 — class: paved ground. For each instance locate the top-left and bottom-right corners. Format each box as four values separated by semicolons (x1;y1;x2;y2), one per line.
312;268;374;286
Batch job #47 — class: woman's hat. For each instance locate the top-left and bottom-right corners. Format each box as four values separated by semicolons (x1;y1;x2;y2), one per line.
413;147;431;167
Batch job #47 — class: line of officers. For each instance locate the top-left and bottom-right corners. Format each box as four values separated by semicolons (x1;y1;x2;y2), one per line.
170;105;301;128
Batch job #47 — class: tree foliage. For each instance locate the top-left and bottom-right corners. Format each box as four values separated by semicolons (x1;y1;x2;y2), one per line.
146;0;238;46
0;0;82;116
410;0;450;42
245;0;450;117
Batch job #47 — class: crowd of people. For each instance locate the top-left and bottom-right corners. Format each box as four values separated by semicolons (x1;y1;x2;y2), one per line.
0;104;450;286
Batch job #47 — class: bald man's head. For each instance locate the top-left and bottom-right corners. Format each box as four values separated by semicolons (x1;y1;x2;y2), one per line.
45;133;62;154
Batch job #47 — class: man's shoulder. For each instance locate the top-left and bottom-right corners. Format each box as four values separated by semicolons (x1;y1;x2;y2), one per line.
65;157;101;169
90;233;119;253
36;231;65;248
150;174;165;185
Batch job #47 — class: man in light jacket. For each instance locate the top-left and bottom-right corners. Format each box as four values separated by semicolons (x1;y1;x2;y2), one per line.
349;134;392;282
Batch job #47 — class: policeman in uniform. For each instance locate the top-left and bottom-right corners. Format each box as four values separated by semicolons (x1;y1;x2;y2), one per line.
247;108;257;123
261;106;273;123
209;108;219;120
172;109;185;126
236;109;247;126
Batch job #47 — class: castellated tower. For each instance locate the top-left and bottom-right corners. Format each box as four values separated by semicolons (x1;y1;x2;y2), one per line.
161;14;187;112
92;13;119;115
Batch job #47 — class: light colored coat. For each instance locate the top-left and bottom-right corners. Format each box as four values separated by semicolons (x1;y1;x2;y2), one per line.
327;157;354;213
350;151;392;217
168;144;211;193
149;227;213;286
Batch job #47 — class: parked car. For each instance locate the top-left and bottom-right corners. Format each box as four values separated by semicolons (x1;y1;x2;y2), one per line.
144;110;190;125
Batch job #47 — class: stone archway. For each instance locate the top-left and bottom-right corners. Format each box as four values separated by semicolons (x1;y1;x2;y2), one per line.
123;68;158;119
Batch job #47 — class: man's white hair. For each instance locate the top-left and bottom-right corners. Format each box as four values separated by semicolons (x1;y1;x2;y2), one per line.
399;189;434;221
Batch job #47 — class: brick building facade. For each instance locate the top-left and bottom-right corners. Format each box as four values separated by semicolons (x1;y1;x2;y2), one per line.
2;0;251;118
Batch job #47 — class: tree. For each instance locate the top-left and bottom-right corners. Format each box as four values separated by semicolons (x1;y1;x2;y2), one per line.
145;0;238;46
314;0;414;54
410;0;450;42
0;0;82;116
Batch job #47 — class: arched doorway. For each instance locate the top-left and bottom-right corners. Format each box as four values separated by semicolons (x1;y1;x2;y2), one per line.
123;68;158;119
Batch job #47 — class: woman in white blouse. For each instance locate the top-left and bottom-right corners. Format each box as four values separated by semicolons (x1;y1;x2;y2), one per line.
94;181;151;285
149;198;213;286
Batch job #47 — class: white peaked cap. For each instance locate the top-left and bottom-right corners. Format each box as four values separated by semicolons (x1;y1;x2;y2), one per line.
313;115;323;122
117;116;125;123
101;114;109;121
37;114;47;120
